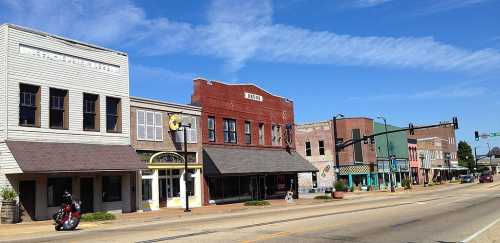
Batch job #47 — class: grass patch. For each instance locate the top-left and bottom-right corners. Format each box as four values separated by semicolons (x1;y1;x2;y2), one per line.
81;212;116;222
314;195;332;200
244;200;270;206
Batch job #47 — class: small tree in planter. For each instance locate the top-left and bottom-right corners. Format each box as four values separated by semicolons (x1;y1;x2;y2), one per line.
333;181;347;199
1;187;19;224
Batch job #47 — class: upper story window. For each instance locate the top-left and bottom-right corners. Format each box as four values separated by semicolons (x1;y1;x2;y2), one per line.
49;88;68;129
258;123;265;145
272;125;282;146
137;110;163;141
244;121;251;144
83;93;99;131
223;119;237;144
208;116;216;142
19;83;40;127
106;97;122;133
175;115;198;144
319;140;325;155
305;141;312;156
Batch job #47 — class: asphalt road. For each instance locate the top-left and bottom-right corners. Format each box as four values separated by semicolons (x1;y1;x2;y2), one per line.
8;181;500;243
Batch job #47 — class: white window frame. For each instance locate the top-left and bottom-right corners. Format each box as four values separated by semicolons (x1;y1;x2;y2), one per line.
136;110;163;141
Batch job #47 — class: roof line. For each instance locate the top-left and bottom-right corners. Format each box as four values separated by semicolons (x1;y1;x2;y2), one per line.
195;78;293;102
130;96;201;110
4;23;127;56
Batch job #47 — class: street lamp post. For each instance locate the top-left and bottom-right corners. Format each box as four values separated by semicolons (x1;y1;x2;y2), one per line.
377;116;395;192
169;114;192;213
333;114;344;186
446;153;453;182
419;153;427;187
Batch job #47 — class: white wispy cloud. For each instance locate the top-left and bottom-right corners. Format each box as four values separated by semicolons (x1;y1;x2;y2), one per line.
1;0;500;74
131;65;195;83
354;0;393;7
346;81;489;102
420;0;494;15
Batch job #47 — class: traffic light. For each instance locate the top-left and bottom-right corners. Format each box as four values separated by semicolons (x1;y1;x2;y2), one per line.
409;123;415;135
475;131;480;141
452;117;459;130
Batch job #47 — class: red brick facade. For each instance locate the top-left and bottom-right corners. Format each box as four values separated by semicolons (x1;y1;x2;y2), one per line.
191;78;296;149
335;118;376;165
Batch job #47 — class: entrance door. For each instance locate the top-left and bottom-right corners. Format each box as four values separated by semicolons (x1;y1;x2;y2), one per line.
80;178;94;214
250;176;259;200
159;178;167;207
258;176;266;200
19;180;36;221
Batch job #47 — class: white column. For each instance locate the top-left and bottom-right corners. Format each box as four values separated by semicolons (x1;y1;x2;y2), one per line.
180;170;186;208
121;174;131;213
151;169;159;210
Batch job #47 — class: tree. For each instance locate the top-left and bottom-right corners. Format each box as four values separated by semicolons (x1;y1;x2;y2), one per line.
458;141;475;170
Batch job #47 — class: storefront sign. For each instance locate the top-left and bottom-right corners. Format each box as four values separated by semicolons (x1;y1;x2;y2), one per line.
19;44;120;74
244;92;263;102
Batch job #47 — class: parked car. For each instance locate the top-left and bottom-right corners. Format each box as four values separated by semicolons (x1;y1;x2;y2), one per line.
461;174;475;183
479;171;494;183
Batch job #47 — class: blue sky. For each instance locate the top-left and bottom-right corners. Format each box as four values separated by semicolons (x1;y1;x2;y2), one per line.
1;0;499;151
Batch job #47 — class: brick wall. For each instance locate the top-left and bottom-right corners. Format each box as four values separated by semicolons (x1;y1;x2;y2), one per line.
191;78;295;150
335;118;376;165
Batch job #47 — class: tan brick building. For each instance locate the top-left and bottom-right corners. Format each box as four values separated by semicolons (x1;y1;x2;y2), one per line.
130;97;203;210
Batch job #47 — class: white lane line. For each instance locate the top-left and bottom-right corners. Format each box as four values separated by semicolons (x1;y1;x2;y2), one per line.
461;217;500;243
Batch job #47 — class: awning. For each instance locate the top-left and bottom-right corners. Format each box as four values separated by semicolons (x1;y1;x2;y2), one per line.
6;140;146;173
203;146;317;175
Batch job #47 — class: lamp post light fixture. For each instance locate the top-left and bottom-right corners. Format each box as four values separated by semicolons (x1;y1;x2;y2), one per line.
169;114;192;213
377;116;395;192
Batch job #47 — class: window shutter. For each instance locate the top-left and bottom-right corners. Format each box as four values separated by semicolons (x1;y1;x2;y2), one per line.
154;112;163;141
137;110;146;140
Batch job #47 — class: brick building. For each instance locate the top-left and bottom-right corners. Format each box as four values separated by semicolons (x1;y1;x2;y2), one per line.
413;126;459;182
130;97;203;210
295;121;335;193
335;118;378;189
296;117;379;191
191;79;316;204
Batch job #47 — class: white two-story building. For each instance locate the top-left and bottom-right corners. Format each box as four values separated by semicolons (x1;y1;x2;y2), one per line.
0;24;145;221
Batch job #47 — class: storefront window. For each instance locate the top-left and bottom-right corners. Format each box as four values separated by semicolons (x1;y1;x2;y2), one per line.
102;176;122;202
142;179;152;200
47;177;72;207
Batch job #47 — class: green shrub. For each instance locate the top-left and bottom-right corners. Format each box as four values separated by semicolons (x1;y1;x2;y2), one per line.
402;179;412;190
334;181;347;192
0;187;17;201
81;212;116;222
244;200;270;206
314;195;332;200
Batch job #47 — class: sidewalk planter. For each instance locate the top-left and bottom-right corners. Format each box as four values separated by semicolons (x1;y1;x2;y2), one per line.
333;191;344;199
333;181;347;199
1;187;19;224
1;201;19;224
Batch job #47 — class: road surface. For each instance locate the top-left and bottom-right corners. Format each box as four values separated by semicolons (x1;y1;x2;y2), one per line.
7;181;500;243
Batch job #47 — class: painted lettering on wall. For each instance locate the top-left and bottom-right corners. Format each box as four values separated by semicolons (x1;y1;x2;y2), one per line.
19;44;120;74
244;92;263;102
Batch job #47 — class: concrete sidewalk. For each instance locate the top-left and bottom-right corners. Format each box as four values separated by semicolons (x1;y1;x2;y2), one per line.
0;180;481;240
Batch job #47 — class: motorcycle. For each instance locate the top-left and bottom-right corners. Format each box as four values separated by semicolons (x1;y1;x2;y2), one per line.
53;192;81;231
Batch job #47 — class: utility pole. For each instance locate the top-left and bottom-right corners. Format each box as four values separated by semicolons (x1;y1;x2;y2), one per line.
377;116;395;192
333;114;344;186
